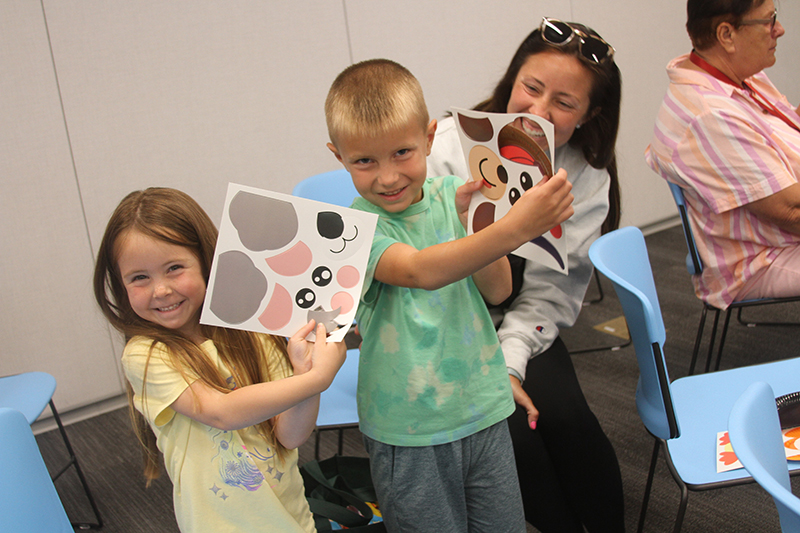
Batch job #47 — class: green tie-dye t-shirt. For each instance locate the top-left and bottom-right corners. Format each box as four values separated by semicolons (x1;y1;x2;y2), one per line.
351;175;514;446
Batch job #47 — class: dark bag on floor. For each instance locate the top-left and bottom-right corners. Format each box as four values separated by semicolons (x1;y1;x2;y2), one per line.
777;391;800;429
300;456;386;532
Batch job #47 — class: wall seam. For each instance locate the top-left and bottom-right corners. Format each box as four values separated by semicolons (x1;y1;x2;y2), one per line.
40;0;128;393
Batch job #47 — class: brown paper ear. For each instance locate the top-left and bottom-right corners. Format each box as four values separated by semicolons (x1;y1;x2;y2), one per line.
458;113;494;142
497;124;552;177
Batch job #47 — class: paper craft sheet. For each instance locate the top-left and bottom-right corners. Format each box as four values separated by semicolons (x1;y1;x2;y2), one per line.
716;427;800;473
451;107;568;274
200;183;377;342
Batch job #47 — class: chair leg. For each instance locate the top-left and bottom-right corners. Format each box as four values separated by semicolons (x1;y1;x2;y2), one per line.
703;307;722;373
583;269;605;306
49;401;103;529
688;306;709;376
637;439;660;533
713;308;734;372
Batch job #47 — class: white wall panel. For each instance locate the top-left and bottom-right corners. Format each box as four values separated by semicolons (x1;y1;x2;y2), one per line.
0;0;123;412
345;0;569;124
42;0;352;244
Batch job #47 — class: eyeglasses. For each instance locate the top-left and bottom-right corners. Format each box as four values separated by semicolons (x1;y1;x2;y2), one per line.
539;18;615;64
739;8;778;31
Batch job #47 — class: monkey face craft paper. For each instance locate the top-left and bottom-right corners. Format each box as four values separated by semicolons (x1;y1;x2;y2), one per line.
453;108;567;274
200;183;377;342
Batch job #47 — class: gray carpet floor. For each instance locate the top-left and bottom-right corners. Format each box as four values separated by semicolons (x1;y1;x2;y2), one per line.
35;224;800;532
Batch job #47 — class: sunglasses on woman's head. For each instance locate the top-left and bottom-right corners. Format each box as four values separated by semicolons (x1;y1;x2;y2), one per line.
539;18;615;64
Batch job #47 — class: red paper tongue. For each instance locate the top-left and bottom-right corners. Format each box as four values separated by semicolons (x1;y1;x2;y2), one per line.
500;145;535;165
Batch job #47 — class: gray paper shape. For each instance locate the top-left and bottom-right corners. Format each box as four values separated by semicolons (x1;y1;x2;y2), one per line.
209;251;268;324
229;191;298;251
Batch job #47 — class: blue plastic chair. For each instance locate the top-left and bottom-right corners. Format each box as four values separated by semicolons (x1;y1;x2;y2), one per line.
292;169;359;209
293;169;361;458
0;372;102;529
729;382;800;533
589;226;800;533
668;182;800;374
0;407;73;532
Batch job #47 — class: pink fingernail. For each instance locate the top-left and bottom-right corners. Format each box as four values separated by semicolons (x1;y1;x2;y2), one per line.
530;420;537;430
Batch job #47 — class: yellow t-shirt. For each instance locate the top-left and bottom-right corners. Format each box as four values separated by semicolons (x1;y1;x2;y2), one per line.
122;335;315;533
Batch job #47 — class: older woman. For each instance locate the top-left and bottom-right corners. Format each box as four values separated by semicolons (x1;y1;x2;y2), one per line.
428;19;624;533
646;0;800;310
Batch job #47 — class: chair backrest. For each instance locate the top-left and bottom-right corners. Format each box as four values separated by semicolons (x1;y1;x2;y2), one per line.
0;407;72;533
588;226;679;440
729;382;800;533
292;169;358;208
667;182;703;276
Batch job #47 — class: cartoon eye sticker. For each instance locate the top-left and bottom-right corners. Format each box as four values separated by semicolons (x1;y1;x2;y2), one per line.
497;124;552;177
295;288;316;309
508;171;535;206
312;266;333;286
468;145;508;201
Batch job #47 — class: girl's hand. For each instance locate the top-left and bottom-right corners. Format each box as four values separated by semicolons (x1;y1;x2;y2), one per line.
455;179;484;230
288;322;347;386
510;376;540;430
287;320;318;375
309;322;347;388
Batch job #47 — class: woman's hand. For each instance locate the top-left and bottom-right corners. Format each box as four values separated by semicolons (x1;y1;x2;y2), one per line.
510;375;540;430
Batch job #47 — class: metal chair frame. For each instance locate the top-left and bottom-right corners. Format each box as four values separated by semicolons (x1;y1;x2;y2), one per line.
0;372;102;530
668;182;800;374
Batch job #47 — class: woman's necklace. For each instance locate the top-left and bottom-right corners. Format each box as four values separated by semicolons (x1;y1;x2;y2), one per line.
689;50;800;132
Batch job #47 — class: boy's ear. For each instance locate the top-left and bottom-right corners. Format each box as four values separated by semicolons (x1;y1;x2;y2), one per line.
327;142;344;163
425;119;437;155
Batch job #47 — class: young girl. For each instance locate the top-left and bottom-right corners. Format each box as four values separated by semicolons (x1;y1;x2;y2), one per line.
93;187;346;533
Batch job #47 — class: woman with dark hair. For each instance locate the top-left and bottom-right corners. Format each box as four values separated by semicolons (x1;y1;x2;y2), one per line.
647;0;800;310
428;18;625;533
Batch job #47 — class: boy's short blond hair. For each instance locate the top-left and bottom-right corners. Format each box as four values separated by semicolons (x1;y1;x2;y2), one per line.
325;58;429;145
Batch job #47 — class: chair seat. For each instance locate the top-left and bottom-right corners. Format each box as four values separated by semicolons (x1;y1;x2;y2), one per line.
316;348;359;428
667;357;800;487
0;372;57;423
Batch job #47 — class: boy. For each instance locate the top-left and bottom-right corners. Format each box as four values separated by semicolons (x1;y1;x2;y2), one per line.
325;59;574;533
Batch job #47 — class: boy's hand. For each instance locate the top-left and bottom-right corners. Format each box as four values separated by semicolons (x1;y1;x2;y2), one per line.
510;376;540;430
506;168;574;241
455;179;484;230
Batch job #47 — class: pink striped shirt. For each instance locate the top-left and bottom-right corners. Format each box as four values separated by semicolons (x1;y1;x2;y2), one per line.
646;54;800;309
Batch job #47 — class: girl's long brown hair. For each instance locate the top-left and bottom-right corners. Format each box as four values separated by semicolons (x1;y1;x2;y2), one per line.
93;187;290;483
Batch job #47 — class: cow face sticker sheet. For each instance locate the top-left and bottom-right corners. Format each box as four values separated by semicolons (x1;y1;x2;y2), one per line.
452;108;568;274
200;183;378;342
